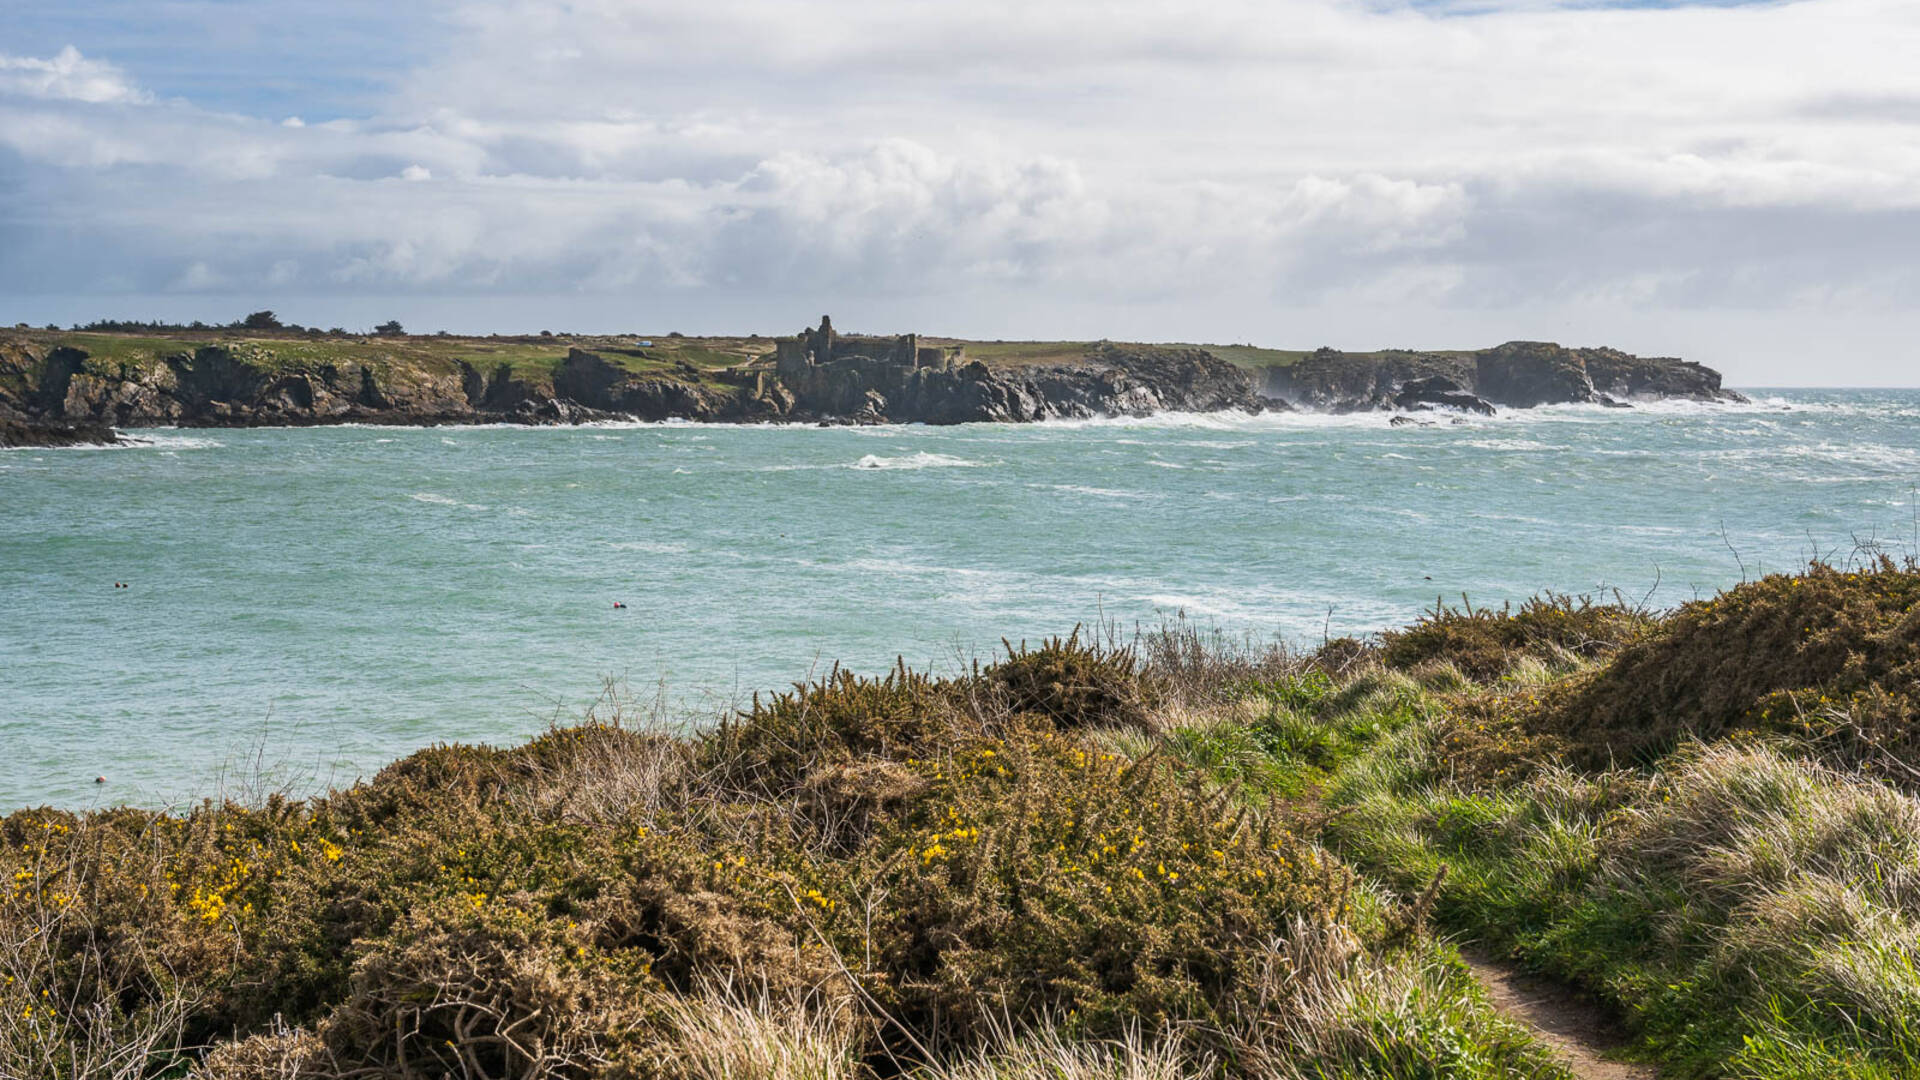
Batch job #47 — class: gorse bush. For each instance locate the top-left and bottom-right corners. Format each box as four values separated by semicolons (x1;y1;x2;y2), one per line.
699;663;964;804
858;720;1356;1051
4;652;1500;1080
989;631;1158;733
1535;561;1920;769
1;812;197;1080
289;897;661;1077
3;725;847;1079
1378;593;1651;682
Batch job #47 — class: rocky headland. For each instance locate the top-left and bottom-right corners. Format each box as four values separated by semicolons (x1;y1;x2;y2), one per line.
0;319;1740;447
1264;341;1744;413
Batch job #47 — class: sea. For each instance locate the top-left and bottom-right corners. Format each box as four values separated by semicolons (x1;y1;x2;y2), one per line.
5;390;1918;809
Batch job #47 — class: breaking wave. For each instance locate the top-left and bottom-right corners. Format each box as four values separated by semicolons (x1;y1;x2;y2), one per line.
849;452;987;470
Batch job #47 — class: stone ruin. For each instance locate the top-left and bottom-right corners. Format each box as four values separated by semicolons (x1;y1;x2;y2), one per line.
774;316;954;383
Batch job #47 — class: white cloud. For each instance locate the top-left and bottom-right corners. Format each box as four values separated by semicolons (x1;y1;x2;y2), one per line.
4;0;1920;381
0;46;148;105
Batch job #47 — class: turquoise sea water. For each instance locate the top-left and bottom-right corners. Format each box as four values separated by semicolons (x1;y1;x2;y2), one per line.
6;390;1919;809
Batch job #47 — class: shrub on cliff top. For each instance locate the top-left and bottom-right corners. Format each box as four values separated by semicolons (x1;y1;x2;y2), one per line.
696;663;964;805
297;898;660;1079
1534;561;1920;769
1379;593;1650;682
850;719;1359;1055
4;649;1458;1079
989;629;1158;733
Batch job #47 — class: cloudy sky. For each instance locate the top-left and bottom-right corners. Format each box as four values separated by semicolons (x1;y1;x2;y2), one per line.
3;0;1917;384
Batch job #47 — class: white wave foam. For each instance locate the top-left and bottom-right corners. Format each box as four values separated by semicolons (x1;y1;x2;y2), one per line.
606;541;690;555
1459;438;1558;452
109;432;225;451
1037;408;1381;432
409;492;489;511
1040;484;1153;500
850;452;985;470
1505;397;1812;423
1696;442;1920;472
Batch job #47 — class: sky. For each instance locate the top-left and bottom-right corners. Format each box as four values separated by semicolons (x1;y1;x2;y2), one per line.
2;0;1917;384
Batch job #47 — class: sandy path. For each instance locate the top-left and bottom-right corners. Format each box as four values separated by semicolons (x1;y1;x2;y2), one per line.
1462;951;1657;1080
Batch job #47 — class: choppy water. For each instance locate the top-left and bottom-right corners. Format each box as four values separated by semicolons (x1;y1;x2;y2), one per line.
6;390;1919;808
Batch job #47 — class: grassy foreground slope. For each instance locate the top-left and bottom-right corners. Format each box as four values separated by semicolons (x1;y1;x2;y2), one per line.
1297;569;1920;1079
0;637;1563;1080
5;565;1917;1079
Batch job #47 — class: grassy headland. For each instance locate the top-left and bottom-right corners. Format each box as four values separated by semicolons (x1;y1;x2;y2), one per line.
1;320;1736;444
0;321;1492;398
0;325;1287;437
0;328;776;399
4;327;1294;394
8;565;1916;1079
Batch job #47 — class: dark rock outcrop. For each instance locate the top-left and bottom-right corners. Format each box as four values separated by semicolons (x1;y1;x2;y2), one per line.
0;402;122;448
1263;348;1472;412
1262;341;1742;413
769;323;1270;425
1473;342;1597;408
1392;375;1495;416
1584;348;1730;400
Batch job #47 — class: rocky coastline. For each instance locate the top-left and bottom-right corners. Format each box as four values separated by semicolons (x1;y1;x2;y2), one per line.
1263;340;1744;413
0;319;1741;447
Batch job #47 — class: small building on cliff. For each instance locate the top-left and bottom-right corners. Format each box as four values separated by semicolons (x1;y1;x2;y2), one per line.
774;316;955;384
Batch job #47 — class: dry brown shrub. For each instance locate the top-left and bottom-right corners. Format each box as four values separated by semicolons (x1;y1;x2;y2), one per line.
796;760;930;856
309;897;660;1079
577;842;841;1003
1;887;199;1080
1132;619;1307;709
191;1021;322;1080
1535;562;1920;767
1310;637;1378;679
988;630;1157;734
513;723;687;827
698;664;967;804
1379;593;1650;683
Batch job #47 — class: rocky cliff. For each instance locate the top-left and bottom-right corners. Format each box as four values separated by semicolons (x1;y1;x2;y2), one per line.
1263;341;1742;412
0;330;1270;445
770;337;1266;425
0;327;1743;447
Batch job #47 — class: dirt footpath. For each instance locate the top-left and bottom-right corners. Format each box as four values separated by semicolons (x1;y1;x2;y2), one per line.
1462;951;1658;1080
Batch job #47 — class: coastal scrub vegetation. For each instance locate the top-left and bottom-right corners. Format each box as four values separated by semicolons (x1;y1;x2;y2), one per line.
6;565;1919;1078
